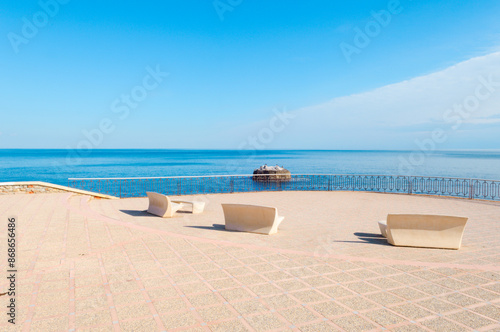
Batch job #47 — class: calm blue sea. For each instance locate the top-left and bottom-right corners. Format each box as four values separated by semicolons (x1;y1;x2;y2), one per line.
1;149;500;186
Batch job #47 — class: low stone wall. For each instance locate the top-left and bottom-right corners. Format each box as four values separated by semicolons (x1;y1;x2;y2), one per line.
0;184;68;195
0;182;117;199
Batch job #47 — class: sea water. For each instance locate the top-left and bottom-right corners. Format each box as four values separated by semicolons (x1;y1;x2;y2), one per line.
1;149;500;186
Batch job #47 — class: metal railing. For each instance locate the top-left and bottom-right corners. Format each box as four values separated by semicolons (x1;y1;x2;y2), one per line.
67;174;500;201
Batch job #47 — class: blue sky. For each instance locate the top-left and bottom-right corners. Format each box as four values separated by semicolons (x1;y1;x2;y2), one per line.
1;0;499;149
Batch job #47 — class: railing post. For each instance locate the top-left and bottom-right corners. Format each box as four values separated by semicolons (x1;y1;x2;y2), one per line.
408;176;413;195
119;180;122;198
230;177;234;193
469;179;474;199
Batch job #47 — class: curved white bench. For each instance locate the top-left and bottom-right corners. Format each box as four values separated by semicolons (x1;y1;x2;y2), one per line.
146;192;184;218
221;204;284;235
378;214;468;250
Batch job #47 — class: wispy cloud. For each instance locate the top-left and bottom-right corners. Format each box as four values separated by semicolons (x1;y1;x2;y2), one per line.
214;51;500;149
276;51;500;148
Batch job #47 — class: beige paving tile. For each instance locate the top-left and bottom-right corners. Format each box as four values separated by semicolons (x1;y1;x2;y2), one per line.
225;266;254;277
439;292;482;307
344;281;379;294
171;273;201;284
392;273;426;284
262;270;293;281
290;289;329;304
287;267;317;278
312;301;350;317
327;272;358;283
463;287;499;301
483;282;500;294
178;282;211;295
197;269;229;280
413;282;451;296
476;271;500;281
471;304;500;321
77;325;114;332
161;310;198;330
153;297;188;313
391;303;434;320
76;309;113;327
197;305;236;322
232;299;268;315
390;287;428;301
309;264;339;275
279;306;318;325
116;302;151;320
454;274;491;285
248;283;282;297
367;277;403;289
366;291;405;306
299;321;340;331
262;294;299;309
30;316;69;332
75;295;109;312
236;274;267;286
275;279;309;292
31;301;68;318
187;292;223;307
420;317;467;331
209;278;241;291
244;312;287;330
250;263;276;273
109;281;139;294
302;276;334;287
416;297;460;314
142;276;170;289
390;323;429;331
347;269;380;280
219;287;253;302
446;310;496;329
435;278;471;291
336;296;378;311
364;308;406;326
317;285;355;299
209;319;250;332
331;314;376;332
112;291;146;307
120;317;158;332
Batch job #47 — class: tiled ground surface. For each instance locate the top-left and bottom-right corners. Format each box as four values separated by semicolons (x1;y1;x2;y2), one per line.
0;191;499;331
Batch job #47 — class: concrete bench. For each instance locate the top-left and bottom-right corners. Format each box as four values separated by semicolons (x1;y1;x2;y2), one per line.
171;200;205;214
221;204;284;235
378;214;468;250
146;192;184;218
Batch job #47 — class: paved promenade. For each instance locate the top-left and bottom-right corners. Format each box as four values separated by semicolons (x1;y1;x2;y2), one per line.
0;191;499;331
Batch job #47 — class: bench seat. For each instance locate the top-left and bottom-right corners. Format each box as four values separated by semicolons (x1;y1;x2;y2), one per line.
222;204;284;235
378;214;468;250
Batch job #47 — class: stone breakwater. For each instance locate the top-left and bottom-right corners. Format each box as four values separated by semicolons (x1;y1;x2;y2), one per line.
252;165;292;182
0;184;69;195
0;182;117;199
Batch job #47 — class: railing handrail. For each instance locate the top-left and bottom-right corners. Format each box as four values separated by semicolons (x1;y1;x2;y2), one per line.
68;173;500;201
68;174;498;182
